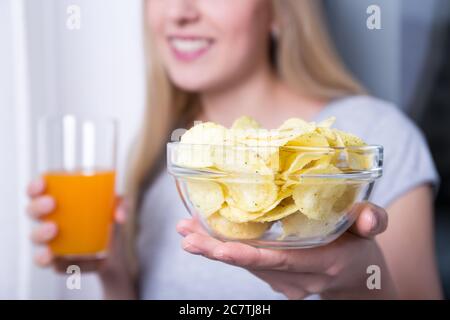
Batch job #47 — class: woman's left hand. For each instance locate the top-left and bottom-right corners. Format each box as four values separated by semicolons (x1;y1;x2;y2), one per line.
177;202;397;300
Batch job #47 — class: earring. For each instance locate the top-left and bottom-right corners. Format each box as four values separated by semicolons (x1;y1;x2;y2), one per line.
271;24;280;39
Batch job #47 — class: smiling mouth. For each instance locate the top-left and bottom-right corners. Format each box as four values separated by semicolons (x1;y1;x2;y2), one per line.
168;36;214;62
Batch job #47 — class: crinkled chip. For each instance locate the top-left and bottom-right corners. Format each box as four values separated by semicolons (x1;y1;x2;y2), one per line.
212;145;274;175
293;183;346;220
231;116;261;130
207;212;271;240
219;205;266;223
186;180;224;218
254;198;299;222
347;151;373;170
332;184;360;213
282;151;330;180
317;117;336;128
334;130;366;147
177;122;230;168
281;155;334;191
181;122;228;145
226;181;278;212
278;118;316;133
280;211;341;239
292;165;346;220
261;188;293;213
285;132;330;148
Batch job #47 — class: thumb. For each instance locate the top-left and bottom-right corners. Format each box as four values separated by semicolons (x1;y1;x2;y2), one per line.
349;202;388;239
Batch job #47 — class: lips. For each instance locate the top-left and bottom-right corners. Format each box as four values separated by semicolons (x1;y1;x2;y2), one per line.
168;36;214;62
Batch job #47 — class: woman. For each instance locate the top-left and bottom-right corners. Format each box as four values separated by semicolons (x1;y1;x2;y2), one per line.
27;0;442;299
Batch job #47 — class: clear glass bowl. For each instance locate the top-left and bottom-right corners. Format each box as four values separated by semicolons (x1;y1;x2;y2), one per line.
167;142;383;249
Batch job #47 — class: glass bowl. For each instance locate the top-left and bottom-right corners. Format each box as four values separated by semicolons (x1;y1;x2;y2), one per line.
167;142;383;249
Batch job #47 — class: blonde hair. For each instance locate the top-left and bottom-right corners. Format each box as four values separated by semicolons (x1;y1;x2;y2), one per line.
123;0;365;279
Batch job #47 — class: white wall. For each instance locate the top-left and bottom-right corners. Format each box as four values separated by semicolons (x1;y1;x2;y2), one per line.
0;0;21;299
0;0;33;300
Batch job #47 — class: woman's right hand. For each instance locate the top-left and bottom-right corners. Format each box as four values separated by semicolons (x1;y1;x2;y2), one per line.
26;178;127;272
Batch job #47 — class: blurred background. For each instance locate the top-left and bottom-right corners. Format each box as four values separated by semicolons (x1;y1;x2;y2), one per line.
0;0;449;299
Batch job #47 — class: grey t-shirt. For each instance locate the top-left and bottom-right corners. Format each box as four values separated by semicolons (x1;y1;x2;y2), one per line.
137;96;439;299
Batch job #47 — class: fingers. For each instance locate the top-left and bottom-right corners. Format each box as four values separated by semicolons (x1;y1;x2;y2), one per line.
30;222;58;245
180;227;324;273
349;202;388;239
181;232;288;271
27;178;45;198
26;196;56;219
176;217;209;236
34;247;54;267
115;200;127;224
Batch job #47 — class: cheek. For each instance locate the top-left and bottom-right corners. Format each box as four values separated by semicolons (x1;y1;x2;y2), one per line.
145;1;164;37
188;1;272;89
212;1;271;56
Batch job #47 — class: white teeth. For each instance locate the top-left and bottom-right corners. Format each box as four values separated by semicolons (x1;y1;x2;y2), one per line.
170;38;211;53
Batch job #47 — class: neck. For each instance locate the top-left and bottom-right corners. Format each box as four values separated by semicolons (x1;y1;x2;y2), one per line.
199;63;281;128
198;65;326;129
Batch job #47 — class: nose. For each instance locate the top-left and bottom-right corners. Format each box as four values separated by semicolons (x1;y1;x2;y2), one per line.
167;0;200;26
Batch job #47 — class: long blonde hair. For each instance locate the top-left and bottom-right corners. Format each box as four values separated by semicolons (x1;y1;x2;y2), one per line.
123;0;365;279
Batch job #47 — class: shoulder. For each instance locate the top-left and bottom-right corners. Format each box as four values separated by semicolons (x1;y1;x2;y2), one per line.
322;96;439;207
320;95;420;145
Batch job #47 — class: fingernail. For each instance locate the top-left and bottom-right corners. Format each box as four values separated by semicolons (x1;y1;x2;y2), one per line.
183;241;202;254
369;210;378;231
177;228;189;237
38;196;54;210
42;223;56;237
33;179;44;191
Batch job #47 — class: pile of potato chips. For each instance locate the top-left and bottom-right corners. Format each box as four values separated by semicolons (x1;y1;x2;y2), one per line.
175;116;371;240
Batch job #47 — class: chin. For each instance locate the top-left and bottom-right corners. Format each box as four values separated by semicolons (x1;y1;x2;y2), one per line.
169;73;217;93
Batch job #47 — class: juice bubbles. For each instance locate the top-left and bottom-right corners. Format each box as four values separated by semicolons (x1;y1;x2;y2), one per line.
43;170;116;257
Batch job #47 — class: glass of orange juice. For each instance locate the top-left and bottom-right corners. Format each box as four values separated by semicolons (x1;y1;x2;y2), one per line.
38;114;117;261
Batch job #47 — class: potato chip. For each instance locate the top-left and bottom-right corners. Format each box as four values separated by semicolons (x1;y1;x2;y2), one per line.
261;188;293;213
212;145;274;175
281;151;330;180
281;155;334;191
225;181;278;212
280;211;341;239
347;151;373;170
292;165;346;220
186;180;225;218
254;198;299;222
177;122;230;168
334;130;366;147
316;127;343;147
317;117;336;129
285;132;330;149
332;184;360;214
293;183;346;220
207;212;271;240
231;116;261;130
175;143;214;168
219;205;266;223
278;118;316;133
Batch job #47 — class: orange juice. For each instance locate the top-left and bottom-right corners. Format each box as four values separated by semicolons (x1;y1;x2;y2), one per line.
43;170;116;257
